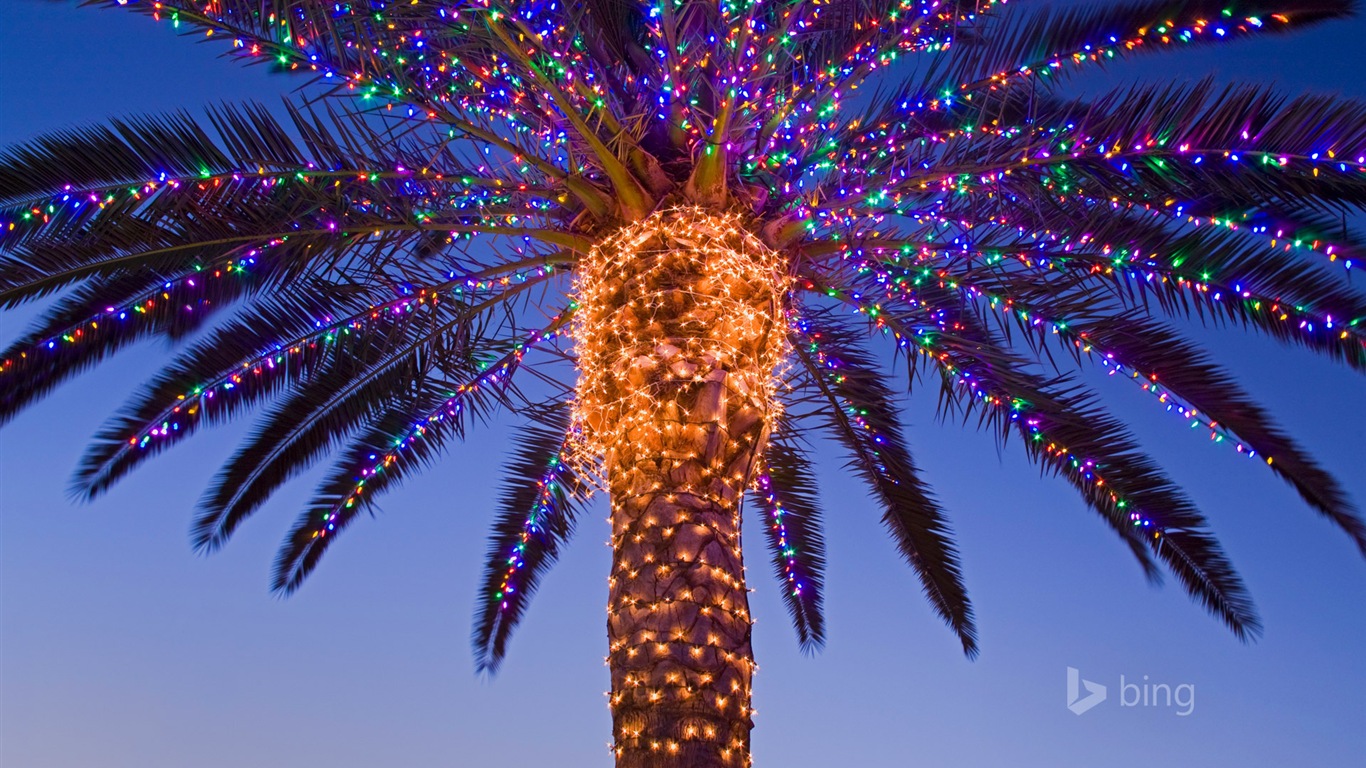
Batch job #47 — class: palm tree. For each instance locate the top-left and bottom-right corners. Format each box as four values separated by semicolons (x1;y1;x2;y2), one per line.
3;0;1365;764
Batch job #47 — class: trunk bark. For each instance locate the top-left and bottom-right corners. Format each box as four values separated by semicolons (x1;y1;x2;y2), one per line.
607;385;762;767
572;208;788;768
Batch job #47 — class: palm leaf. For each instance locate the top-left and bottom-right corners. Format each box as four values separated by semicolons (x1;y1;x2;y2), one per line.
473;403;586;672
860;289;1262;638
1075;316;1366;554
954;0;1354;89
754;424;828;651
271;315;571;593
791;308;978;657
193;338;453;552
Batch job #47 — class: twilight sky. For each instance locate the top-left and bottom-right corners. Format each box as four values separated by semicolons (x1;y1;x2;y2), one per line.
0;2;1363;767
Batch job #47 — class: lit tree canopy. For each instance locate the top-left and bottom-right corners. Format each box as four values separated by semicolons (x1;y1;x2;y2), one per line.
2;2;1366;762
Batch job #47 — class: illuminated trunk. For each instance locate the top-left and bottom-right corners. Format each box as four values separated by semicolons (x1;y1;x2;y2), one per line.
605;380;763;767
573;208;789;768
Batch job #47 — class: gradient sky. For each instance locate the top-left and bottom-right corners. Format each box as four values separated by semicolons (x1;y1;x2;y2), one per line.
1;3;1363;767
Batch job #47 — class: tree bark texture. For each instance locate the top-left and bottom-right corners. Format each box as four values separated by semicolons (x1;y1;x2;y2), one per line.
572;208;789;767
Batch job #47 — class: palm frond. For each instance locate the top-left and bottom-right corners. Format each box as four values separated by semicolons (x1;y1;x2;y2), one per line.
954;0;1354;90
0;235;345;427
1076;316;1366;555
271;314;571;593
71;284;401;497
473;403;586;673
791;308;978;658
753;424;828;652
192;329;460;552
829;281;1262;638
847;243;1363;552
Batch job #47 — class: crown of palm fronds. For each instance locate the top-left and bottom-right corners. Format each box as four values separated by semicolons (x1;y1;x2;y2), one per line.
2;0;1365;670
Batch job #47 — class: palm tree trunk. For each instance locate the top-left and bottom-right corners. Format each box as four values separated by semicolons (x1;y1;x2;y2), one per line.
574;208;788;767
607;383;764;767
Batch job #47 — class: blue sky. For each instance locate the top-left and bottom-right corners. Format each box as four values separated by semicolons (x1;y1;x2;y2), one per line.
1;3;1363;767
